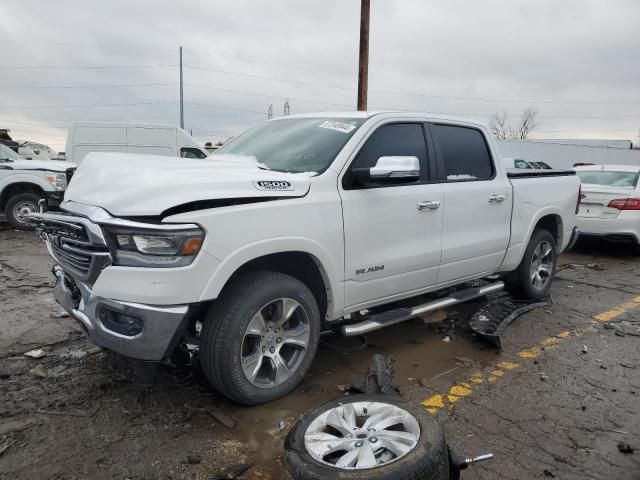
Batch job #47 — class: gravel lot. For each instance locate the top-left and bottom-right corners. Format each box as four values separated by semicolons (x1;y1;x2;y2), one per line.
1;227;638;479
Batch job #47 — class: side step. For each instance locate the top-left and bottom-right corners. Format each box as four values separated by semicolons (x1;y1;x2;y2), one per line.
341;281;504;337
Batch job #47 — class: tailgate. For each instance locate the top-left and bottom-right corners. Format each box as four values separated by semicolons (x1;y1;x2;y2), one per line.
579;186;633;219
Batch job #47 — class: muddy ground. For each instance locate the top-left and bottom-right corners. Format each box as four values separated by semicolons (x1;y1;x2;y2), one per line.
1;227;639;479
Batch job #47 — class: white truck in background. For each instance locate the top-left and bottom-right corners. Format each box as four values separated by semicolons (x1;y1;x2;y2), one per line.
31;112;581;405
0;144;75;229
65;122;209;164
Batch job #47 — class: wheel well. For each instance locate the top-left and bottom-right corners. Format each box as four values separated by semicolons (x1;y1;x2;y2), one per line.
0;182;45;210
232;252;330;320
534;214;562;249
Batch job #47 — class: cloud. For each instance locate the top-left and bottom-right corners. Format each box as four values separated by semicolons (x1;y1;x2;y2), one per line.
1;0;638;151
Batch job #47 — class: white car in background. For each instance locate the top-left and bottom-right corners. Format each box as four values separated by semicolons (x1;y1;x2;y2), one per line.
574;165;640;245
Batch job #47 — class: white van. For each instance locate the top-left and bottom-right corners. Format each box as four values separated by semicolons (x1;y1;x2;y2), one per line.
65;122;209;164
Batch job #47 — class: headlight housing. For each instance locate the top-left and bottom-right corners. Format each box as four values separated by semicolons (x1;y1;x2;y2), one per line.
103;226;205;267
45;172;67;191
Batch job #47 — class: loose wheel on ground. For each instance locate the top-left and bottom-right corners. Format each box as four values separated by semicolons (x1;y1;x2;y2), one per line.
200;271;321;405
285;394;449;480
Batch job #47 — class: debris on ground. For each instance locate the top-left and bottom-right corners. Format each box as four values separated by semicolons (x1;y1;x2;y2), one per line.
86;346;102;355
186;453;202;464
586;263;606;270
211;463;254;480
617;443;635;454
347;354;399;395
266;416;295;437
540;373;549;381
581;345;588;354
452;356;476;368
443;335;452;342
204;405;236;429
420;309;448;324
29;364;48;378
24;348;46;359
0;440;17;457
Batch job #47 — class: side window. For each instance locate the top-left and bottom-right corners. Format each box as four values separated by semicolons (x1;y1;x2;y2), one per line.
346;123;427;188
431;125;494;181
181;147;207;159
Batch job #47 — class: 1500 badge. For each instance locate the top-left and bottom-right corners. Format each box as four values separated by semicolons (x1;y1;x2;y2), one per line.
356;265;384;275
253;180;294;191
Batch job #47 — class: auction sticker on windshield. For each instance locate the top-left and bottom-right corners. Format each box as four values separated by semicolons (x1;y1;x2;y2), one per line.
253;180;294;191
318;120;357;133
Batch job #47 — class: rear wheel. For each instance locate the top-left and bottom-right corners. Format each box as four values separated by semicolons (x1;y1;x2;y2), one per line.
200;271;321;405
505;228;557;300
5;192;41;230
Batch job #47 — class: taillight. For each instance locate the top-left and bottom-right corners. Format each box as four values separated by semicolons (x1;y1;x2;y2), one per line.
607;198;640;210
575;185;581;214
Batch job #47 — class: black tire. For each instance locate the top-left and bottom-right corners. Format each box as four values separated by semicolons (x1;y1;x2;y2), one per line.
200;271;321;405
4;192;41;230
505;228;557;300
284;394;449;480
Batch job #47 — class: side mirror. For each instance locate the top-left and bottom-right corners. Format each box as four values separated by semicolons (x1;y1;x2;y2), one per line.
370;156;420;181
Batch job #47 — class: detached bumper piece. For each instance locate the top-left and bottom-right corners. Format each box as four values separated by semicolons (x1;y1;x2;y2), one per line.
52;266;189;361
469;291;551;350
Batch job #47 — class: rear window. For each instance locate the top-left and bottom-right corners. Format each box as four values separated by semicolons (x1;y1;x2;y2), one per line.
576;171;639;188
431;125;494;181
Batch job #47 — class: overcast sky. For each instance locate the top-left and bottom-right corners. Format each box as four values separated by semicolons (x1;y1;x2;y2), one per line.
1;0;639;151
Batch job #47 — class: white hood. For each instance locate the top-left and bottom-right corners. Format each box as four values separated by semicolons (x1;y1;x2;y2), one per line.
64;152;312;216
6;159;76;172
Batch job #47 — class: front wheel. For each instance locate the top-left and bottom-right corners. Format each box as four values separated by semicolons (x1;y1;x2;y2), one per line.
200;271;321;405
5;192;42;230
505;228;557;300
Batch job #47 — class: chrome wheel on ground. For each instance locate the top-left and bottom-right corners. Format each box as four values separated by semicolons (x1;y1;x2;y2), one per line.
285;395;449;480
241;297;311;388
530;240;554;290
304;401;420;469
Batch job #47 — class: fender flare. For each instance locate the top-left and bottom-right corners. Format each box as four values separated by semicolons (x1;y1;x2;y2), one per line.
198;237;344;319
505;207;565;270
0;173;52;204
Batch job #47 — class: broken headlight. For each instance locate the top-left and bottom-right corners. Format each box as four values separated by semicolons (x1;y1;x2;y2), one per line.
103;226;204;268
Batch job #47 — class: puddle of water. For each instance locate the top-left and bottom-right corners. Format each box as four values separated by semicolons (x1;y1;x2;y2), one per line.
223;317;498;462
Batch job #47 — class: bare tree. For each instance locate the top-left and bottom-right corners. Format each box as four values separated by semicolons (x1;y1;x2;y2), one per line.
489;107;539;140
516;107;538;139
489;111;511;140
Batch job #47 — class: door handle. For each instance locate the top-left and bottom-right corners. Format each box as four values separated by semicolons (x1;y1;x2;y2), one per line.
488;194;506;203
417;200;441;211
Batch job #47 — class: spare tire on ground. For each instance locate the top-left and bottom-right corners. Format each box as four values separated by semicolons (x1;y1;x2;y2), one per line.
284;394;449;480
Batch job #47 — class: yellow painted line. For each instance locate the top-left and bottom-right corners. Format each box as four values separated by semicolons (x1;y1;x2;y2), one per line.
420;294;640;414
517;346;542;359
593;296;640;322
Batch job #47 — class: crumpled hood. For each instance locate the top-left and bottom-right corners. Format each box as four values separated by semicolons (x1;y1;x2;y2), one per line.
6;159;76;172
64;152;312;216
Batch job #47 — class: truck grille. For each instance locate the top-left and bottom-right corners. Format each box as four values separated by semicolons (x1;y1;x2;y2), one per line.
31;211;111;284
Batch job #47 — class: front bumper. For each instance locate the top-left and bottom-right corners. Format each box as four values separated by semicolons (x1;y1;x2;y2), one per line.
53;266;190;361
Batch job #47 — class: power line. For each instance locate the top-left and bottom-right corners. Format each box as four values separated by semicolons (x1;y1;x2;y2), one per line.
0;64;176;70
0;83;177;90
185;101;264;115
1;101;178;109
185;64;640;105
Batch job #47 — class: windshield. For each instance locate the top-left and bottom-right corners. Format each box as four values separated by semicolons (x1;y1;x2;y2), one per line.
577;170;639;188
215;117;366;173
0;144;22;162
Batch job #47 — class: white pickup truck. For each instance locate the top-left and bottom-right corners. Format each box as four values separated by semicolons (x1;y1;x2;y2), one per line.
30;112;581;404
0;144;76;229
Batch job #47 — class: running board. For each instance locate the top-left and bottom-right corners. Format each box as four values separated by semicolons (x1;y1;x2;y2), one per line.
341;281;505;337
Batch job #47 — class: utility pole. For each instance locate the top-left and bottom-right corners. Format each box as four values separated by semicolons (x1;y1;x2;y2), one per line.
179;46;184;129
268;104;273;120
357;0;370;111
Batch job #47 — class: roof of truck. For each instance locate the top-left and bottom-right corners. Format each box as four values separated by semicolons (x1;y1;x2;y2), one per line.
279;111;488;127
